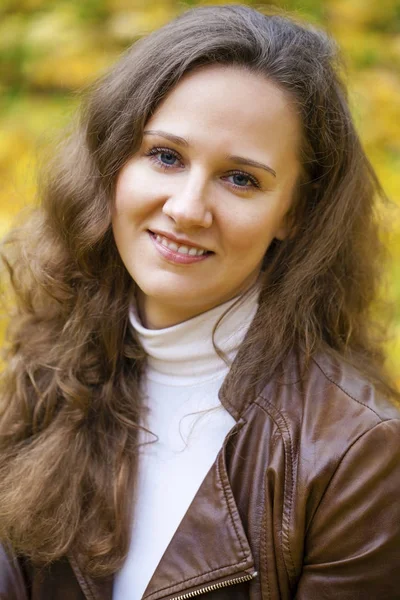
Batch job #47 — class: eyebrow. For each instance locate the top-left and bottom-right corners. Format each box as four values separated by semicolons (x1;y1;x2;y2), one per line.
143;129;277;178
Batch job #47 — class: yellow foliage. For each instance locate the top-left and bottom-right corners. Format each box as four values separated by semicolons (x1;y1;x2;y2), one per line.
0;13;25;52
23;7;81;51
105;0;173;10
351;69;400;149
107;5;178;41
0;129;36;217
329;0;400;29
24;50;116;90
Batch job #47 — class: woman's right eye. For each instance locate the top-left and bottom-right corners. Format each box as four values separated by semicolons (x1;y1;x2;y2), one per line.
144;146;182;169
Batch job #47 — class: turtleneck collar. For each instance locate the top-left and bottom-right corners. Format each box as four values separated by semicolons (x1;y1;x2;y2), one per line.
128;285;260;385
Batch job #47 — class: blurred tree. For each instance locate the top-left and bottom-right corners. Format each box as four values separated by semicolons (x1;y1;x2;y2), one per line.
0;0;399;382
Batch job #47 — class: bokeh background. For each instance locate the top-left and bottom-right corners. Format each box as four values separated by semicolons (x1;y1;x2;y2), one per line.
1;0;400;383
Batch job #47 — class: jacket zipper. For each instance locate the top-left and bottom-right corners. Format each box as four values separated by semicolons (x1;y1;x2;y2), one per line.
169;571;258;599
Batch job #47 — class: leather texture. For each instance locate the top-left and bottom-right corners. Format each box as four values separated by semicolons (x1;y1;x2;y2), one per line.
1;350;400;599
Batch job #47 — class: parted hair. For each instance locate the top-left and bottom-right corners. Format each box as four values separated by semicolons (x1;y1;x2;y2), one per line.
0;3;398;577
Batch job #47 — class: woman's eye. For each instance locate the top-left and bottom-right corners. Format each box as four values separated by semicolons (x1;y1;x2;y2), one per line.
225;172;260;190
158;151;179;166
145;147;181;169
153;152;177;166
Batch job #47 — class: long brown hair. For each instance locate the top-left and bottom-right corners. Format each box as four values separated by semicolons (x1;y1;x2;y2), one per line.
0;4;398;577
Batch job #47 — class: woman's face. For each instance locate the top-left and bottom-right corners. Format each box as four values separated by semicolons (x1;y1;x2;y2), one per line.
112;64;302;329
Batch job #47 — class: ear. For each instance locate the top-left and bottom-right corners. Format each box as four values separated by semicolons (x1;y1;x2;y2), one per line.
274;210;296;241
274;180;312;241
274;223;290;241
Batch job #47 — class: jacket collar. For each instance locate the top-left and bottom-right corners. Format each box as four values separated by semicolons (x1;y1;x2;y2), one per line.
69;422;256;600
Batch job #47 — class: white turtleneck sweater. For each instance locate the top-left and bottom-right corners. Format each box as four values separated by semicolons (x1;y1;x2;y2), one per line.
112;287;260;600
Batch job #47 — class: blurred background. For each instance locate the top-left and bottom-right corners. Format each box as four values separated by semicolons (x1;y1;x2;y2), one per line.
1;0;399;383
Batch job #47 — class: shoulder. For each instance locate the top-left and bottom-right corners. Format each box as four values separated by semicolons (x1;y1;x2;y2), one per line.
309;350;400;422
257;348;399;440
253;350;400;597
255;349;400;482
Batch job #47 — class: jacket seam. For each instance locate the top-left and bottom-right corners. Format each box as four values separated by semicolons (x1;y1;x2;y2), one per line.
259;470;271;600
68;554;97;600
254;398;297;585
265;401;297;582
216;448;248;562
311;356;385;422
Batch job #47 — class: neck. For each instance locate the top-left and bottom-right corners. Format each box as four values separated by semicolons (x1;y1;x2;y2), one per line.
129;282;261;384
136;274;262;330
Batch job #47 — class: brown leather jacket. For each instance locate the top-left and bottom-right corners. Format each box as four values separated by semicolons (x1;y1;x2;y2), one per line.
1;351;400;599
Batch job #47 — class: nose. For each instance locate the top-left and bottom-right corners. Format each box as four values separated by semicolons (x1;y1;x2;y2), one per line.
162;172;213;230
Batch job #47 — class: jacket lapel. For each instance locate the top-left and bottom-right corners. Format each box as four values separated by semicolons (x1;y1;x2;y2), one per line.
70;438;255;600
142;446;256;599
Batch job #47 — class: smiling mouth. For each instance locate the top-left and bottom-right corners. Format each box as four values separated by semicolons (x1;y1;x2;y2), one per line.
148;230;213;265
148;230;212;257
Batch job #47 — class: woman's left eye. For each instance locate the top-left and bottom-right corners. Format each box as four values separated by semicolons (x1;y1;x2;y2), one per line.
145;147;181;168
144;146;261;191
225;171;261;190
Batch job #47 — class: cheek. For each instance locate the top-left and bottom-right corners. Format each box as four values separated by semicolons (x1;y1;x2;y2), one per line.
221;208;281;257
114;162;157;218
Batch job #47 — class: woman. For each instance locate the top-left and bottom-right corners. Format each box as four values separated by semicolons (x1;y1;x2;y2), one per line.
0;4;399;599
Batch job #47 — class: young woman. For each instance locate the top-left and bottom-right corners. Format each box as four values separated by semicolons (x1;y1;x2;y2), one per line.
0;4;399;599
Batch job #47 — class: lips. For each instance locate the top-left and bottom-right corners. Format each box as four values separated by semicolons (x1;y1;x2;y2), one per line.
148;230;212;254
148;231;212;265
152;233;208;256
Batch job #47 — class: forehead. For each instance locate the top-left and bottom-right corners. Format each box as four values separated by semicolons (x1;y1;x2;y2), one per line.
145;64;302;174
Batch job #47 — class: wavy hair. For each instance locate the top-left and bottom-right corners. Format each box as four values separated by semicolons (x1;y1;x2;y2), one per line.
0;4;398;577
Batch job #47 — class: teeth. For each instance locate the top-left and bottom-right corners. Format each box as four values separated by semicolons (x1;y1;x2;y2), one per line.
154;234;207;256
